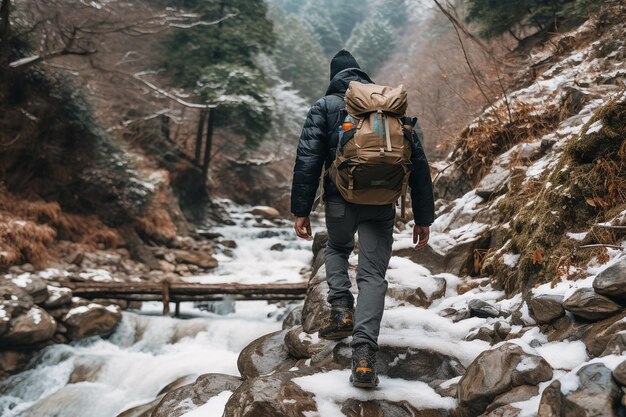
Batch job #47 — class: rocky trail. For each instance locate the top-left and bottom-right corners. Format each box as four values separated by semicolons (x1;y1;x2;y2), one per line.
1;6;626;417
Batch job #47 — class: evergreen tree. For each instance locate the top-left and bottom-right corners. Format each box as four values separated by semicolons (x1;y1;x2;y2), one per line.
465;0;605;40
163;0;275;147
346;13;396;75
269;6;326;101
299;4;343;55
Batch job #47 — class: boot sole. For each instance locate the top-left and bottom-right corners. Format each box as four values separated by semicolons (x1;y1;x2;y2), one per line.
350;376;379;389
319;330;352;340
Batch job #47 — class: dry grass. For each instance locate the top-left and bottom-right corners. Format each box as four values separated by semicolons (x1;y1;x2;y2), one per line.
0;186;122;267
483;96;626;294
456;102;561;183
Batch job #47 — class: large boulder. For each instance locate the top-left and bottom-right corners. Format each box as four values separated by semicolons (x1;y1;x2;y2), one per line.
222;371;318;417
484;385;538;414
593;257;626;298
443;231;491;276
475;166;510;199
150;373;242;417
563;288;622;321
62;302;122;340
237;330;298;379
0;306;57;346
301;273;333;334
333;344;465;386
44;286;73;308
171;249;218;269
537;363;621;417
458;343;553;415
283;326;336;360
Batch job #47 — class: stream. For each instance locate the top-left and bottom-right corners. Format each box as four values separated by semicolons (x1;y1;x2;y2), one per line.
0;202;315;417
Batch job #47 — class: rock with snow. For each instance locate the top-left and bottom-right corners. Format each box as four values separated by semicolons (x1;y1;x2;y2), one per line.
537;363;621;417
0;306;57;346
486;385;538;414
393;244;446;275
150;373;241;417
248;206;280;218
62;302;122;340
592;257;626;298
466;321;511;344
433;165;473;201
237;329;298;379
387;277;447;308
601;331;626;357
43;286;73;308
475;166;510;199
10;274;48;304
283;326;335;359
582;310;626;357
563;288;622;321
528;294;565;324
481;404;522;417
458;343;553;415
222;371;318;417
468;299;502;319
333;343;465;386
301;273;333;334
282;305;303;330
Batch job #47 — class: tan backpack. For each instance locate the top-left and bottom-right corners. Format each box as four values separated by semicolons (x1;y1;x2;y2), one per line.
328;81;413;217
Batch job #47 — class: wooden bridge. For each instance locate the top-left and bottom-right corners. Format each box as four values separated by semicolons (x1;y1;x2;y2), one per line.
67;281;309;316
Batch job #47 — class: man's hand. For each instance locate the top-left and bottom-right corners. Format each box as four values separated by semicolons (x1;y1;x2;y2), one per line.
413;225;430;250
294;216;313;240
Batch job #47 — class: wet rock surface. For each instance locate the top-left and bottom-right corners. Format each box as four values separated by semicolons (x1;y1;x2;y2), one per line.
563;288;622;321
237;329;298;379
62;302;122;340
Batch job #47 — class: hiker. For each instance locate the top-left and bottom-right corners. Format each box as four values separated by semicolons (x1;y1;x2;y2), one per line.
291;50;435;388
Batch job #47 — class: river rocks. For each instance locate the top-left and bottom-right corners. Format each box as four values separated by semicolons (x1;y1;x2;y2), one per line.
43;286;72;308
237;329;298;379
171;249;218;269
563;288;622;321
151;373;241;417
222;371;318;417
468;299;502;319
466;321;511;344
458;343;553;415
0;350;34;373
481;405;522;417
301;275;332;334
10;274;48;304
537;363;621;417
0;306;57;346
601;331;626;356
62;302;122;340
593;257;626;298
248;206;280;218
70;355;107;383
528;294;565;324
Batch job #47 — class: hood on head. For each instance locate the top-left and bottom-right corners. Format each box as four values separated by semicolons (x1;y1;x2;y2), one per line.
330;49;360;81
325;67;373;96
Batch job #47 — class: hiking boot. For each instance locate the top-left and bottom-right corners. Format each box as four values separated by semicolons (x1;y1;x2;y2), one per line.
318;307;354;340
350;343;379;388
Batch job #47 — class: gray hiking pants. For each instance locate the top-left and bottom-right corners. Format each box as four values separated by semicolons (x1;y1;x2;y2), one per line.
324;199;394;351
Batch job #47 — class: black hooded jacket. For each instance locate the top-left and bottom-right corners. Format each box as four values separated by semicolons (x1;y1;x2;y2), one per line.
290;68;435;226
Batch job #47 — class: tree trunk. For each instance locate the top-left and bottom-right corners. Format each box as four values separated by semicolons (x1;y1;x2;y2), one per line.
194;109;207;165
201;107;215;185
120;224;161;270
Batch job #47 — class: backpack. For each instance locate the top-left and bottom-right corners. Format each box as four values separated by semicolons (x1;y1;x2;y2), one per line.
328;81;414;217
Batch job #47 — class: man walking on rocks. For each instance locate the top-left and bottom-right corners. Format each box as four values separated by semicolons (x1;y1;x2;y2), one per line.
291;50;435;388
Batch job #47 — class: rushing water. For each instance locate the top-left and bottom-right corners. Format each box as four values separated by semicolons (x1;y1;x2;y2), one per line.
0;202;314;417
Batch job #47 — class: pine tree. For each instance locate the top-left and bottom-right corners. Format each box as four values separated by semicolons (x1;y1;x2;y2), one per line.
346;13;396;75
299;4;343;55
269;6;327;101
